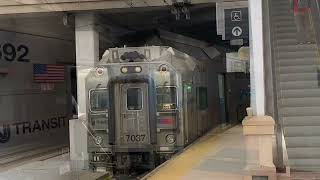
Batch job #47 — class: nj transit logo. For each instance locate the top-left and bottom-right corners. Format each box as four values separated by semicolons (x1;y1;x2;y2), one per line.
0;124;11;143
0;116;67;144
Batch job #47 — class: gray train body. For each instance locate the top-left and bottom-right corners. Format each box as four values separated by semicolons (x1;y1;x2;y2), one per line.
85;46;216;171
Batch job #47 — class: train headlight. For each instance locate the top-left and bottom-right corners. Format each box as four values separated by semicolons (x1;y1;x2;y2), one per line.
94;136;103;145
166;134;175;144
159;64;169;72
96;67;104;76
161;67;167;71
121;67;128;73
134;66;142;73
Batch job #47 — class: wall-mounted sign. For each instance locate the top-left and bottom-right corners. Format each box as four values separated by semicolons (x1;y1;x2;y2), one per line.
224;8;249;40
0;43;30;63
232;26;243;37
231;10;242;21
230;39;244;46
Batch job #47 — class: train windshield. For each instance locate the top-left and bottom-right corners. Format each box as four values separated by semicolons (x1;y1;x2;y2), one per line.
127;88;143;110
156;87;177;111
90;89;109;112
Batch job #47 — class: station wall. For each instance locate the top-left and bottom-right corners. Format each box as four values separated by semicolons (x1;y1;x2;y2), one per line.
0;30;75;160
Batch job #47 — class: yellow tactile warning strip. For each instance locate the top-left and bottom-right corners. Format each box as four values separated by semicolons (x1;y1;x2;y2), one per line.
145;127;230;180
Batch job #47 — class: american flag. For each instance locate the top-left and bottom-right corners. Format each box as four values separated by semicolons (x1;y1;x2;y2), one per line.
33;64;65;83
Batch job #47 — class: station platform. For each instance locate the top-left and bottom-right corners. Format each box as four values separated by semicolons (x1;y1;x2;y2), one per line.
0;151;108;180
143;125;246;180
0;125;246;180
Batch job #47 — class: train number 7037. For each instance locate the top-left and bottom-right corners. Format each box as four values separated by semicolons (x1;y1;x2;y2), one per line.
125;134;146;142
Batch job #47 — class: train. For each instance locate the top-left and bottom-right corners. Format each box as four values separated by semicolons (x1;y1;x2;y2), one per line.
84;46;218;172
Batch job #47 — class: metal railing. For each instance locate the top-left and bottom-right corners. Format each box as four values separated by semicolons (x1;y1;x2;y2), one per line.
264;0;284;169
310;0;320;46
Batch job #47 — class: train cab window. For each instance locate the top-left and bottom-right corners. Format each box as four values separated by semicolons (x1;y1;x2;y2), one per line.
90;89;109;112
198;87;208;110
127;88;142;110
156;87;177;111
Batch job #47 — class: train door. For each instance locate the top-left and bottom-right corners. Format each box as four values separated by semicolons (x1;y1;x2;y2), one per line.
183;83;197;143
218;74;227;127
116;83;150;145
196;87;202;136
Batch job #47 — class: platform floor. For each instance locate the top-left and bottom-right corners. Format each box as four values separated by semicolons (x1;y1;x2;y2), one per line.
3;125;320;180
0;152;108;180
0;125;245;180
145;125;246;180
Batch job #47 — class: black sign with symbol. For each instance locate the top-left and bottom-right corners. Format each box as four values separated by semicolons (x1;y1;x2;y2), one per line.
225;8;249;40
231;11;242;21
232;26;243;37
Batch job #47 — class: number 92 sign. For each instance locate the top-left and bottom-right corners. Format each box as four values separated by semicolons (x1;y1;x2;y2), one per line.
0;43;29;62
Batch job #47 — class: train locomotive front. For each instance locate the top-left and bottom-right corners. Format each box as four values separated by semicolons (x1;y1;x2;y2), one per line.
85;46;211;172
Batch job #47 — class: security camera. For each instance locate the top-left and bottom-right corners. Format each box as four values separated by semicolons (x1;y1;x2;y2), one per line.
63;13;71;27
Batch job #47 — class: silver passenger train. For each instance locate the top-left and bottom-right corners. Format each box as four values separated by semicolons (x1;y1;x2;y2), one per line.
85;46;215;172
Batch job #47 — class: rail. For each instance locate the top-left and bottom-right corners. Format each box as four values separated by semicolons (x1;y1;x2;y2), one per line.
309;0;320;46
265;0;285;169
309;0;320;85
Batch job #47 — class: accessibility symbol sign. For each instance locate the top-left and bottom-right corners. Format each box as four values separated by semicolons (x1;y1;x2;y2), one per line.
224;8;249;40
232;26;242;37
231;11;242;21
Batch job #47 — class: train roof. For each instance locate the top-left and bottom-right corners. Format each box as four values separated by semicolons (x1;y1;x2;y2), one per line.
99;46;203;72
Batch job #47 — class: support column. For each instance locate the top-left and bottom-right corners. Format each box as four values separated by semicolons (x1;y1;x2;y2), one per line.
75;12;100;114
69;12;99;170
249;0;265;116
243;0;277;179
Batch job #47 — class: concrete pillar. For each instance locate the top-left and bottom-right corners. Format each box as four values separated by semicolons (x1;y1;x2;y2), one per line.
242;1;277;179
75;12;100;115
242;116;276;180
69;12;99;170
249;0;265;116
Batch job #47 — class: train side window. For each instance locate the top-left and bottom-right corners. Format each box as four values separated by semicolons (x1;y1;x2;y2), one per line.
127;88;142;110
198;87;208;110
156;87;177;111
90;89;109;112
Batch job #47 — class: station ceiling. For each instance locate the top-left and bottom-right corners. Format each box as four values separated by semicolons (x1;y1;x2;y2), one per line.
99;3;226;46
0;0;242;14
0;13;74;41
0;3;232;50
